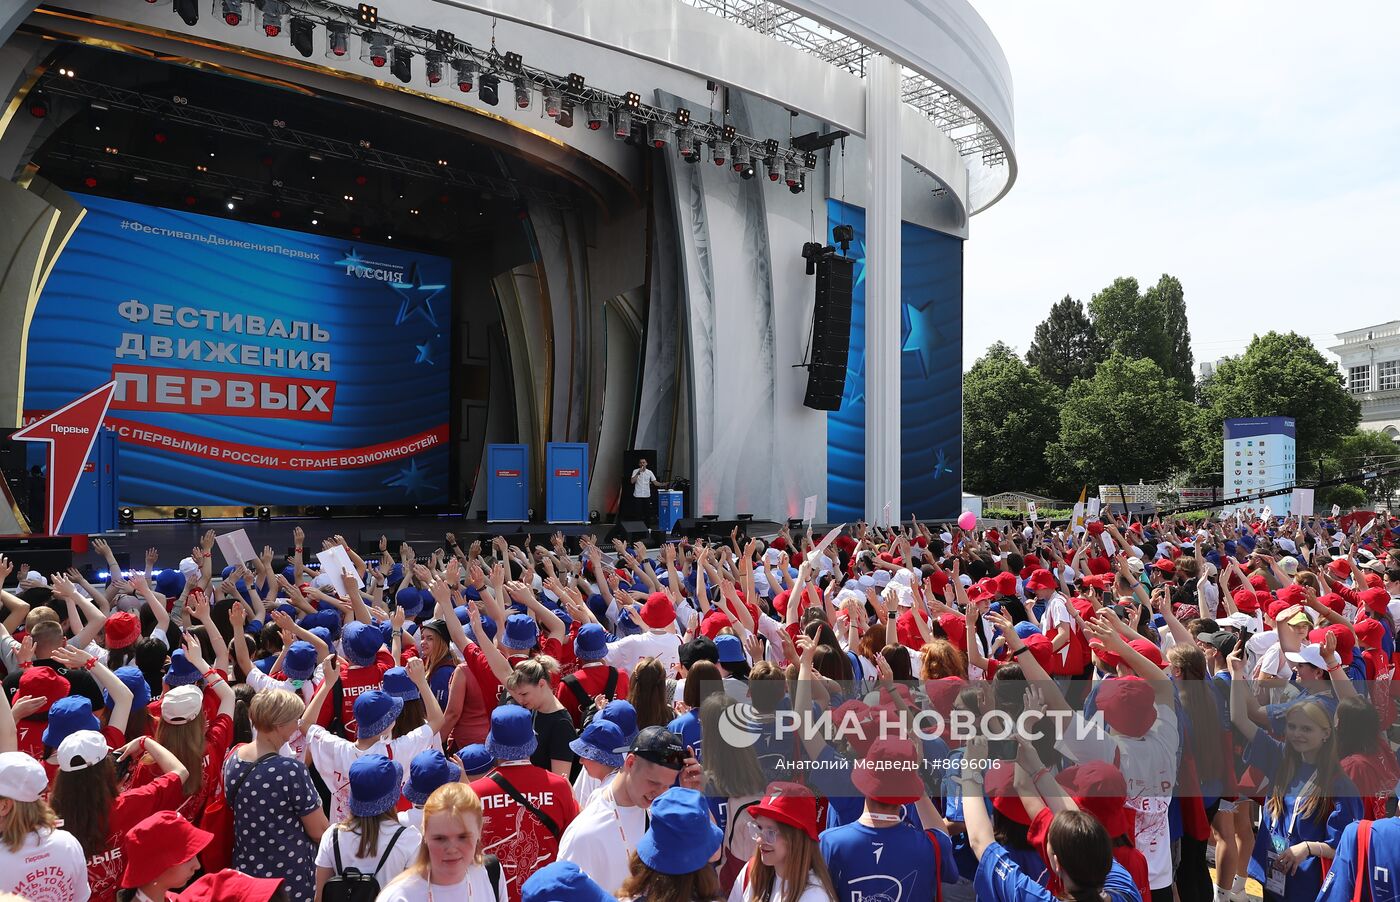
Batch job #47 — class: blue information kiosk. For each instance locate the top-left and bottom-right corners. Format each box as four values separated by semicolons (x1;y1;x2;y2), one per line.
545;443;589;524
485;444;529;522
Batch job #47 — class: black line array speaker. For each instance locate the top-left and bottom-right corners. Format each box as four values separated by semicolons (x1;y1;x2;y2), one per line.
802;254;854;411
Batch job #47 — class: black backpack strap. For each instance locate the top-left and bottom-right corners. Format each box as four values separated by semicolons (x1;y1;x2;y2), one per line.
485;854;501;899
228;752;280;808
489;772;561;840
332;826;344;874
603;667;619;699
562;673;591;709
373;825;407;875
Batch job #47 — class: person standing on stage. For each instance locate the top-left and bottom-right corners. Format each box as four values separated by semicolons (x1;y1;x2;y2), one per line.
629;459;658;526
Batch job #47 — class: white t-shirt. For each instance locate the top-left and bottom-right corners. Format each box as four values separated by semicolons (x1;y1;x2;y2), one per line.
375;864;507;902
728;862;834;902
1057;701;1179;890
317;822;421;886
631;468;656;498
572;767;615;810
247;666;321;757
0;827;91;902
557;788;648;895
398;808;424;831
307;723;439;824
606;630;681;674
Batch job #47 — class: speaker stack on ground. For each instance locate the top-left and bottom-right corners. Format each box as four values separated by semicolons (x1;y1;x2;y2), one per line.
802;251;855;411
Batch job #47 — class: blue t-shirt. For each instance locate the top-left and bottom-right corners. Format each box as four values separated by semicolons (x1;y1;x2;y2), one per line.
1319;819;1400;902
974;842;1142;902
821;819;958;902
668;710;702;762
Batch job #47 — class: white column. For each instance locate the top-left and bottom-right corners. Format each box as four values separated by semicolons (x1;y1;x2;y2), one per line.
864;55;902;524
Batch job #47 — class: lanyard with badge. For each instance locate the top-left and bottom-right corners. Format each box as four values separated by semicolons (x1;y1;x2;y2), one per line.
1265;772;1317;896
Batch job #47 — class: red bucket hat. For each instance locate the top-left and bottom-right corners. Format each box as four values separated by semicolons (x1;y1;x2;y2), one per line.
121;811;214;888
984;760;1031;825
1097;676;1157;738
1056;760;1133;838
852;738;925;806
640;593;676;629
748;781;821;840
105;611;141;650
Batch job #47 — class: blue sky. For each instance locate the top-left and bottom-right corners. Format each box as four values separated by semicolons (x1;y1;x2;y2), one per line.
962;1;1400;371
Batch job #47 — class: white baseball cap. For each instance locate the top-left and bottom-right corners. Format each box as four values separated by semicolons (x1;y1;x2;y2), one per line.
1284;644;1328;671
161;685;205;724
58;729;110;772
0;751;48;802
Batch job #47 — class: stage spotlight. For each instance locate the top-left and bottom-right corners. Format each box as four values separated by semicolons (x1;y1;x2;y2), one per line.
623;91;641;109
355;2;377;26
766;157;780;182
289;16;314;56
683;140;701;163
721;124;736;142
677;125;694;155
478;73;499;105
258;506;271;520
649;120;672;149
710;141;726;166
189;507;202;522
83;175;98;189
451;57;476;92
542;86;561;117
242;506;255;518
784;160;800;188
424;50;444;85
260;0;285;35
513;75;530;109
804;151;818;169
391;46;413;83
169;0;198;24
27;92;47;118
788;173;806;194
218;0;244;27
502;50;522;71
319;505;333;518
360;30;390;68
613;107;632;138
119;507;134;525
731;143;749;173
586;99;607;130
325;21;348;57
676;107;691;125
566;72;585;93
556;101;574;128
174;507;188;519
740;160;755;180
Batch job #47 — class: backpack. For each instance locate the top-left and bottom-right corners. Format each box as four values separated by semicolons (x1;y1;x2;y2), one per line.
322;824;408;902
562;667;619;729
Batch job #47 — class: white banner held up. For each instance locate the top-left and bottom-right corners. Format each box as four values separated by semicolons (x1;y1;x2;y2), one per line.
215;529;258;568
316;545;365;597
803;495;817;525
1087;497;1101;519
1332;504;1341;518
1290;489;1315;517
1027;502;1039;522
806;524;846;567
881;502;892;528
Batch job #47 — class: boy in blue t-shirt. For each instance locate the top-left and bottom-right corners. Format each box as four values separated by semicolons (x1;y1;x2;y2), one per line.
820;738;959;902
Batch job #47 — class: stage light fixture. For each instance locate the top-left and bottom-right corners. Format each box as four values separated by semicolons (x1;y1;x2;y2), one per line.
710;140;726;166
26;92;47;118
325;21;348;56
188;507;202;521
226;200;235;210
740;160;756;180
683;140;701;163
589;510;601;524
542;86;561;117
731;143;748;173
566;72;585;93
676;107;690;125
320;505;333;519
174;507;188;519
784;160;800;188
502;50;522;71
586;99;607;130
356;3;377;26
424;50;444;85
613;107;632;138
174;0;199;26
649;119;672;148
434;29;455;52
789;172;805;194
391;46;413;83
119;507;134;525
556;100;574;128
513;75;530;108
763;138;780;157
260;0;285;35
677;126;695;156
623;91;641;109
360;30;390;68
242;506;255;518
258;506;271;520
766;156;780;181
83;175;98;188
289;16;314;56
804;151;818;169
217;0;243;27
478;72;499;105
451;57;476;92
721;124;736;142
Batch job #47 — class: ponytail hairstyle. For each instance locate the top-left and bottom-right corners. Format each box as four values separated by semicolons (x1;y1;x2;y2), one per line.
1046;810;1113;902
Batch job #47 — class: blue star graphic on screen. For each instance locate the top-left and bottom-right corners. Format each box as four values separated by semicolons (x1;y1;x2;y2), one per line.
383;458;439;498
334;246;369;269
842;350;866;406
414;341;434;365
901;295;938;378
933;448;952;479
390;261;446;328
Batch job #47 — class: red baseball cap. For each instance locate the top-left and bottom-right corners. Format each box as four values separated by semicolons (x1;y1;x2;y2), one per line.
1153;558;1175;574
1327;559;1352;579
749;781;820;840
17;666;70;714
1097;676;1157;737
121;811;214;888
984;760;1031;825
1128;638;1166;670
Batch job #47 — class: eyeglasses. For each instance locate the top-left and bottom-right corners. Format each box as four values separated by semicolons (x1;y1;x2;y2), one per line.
747;821;781;844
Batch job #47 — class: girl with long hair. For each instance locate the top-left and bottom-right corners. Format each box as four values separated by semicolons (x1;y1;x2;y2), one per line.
1166;643;1234;902
313;755;420;900
1335;695;1400;821
918;639;967;681
0;751;88;900
376;783;507;902
1228;649;1362;902
699;693;768;888
629;657;671;730
732;782;837;902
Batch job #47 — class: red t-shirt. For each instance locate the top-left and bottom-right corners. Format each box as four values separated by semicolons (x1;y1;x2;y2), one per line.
339;650;394;740
130;713;232;828
471;762;580;902
554;663;629;729
463;643;504;713
1342;749;1400;821
87;771;185;902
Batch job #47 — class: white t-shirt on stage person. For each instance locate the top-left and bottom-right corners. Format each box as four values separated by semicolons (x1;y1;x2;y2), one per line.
631;468;656;498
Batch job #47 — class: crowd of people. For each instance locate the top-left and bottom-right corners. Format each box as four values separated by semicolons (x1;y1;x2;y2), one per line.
0;512;1398;902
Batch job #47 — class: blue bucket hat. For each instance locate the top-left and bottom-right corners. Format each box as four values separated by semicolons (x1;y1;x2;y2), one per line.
43;696;101;748
456;743;495;778
300;609;341;642
453;604;471;625
353;689;404;738
342;621;385;667
522;862;618;902
714;635;745;665
154;569;185;598
600;699;638;746
382;666;421;701
574;624;609;662
386;562;404;588
348;754;404;817
283;641;319;682
485;705;538;762
105;665;151;712
220;565;236;579
165;649;203;687
1013;622;1042;641
307;626;331;646
501;614;539;651
396;586;425;618
465;613;497;645
569;719;626;769
403;749;462;806
552;606;573;631
636;787;725;875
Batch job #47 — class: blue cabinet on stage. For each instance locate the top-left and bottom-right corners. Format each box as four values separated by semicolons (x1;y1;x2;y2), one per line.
658;489;683;534
486;444;529;522
35;428;120;535
545;443;589;524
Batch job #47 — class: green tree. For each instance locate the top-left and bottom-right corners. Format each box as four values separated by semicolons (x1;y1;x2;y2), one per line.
1088;277;1170;371
962;342;1061;495
1025;295;1103;389
1323;430;1400;504
1048;353;1192;487
1191;332;1361;477
1319;483;1368;511
1144;274;1194;397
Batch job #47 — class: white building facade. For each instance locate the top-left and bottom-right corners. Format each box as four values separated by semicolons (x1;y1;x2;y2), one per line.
1330;321;1400;443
